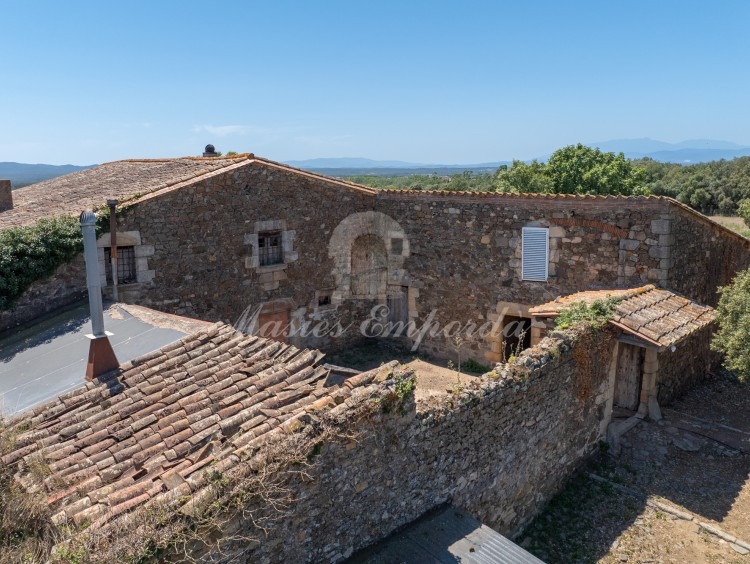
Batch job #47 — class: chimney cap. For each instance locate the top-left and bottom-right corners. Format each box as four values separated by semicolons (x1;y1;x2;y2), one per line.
80;210;97;226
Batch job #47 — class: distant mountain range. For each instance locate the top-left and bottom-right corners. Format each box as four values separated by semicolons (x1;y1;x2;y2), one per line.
288;139;750;173
0;162;94;188
3;139;750;186
284;157;510;170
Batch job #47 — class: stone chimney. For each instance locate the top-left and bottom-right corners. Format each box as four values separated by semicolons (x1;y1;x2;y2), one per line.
0;180;12;212
80;210;119;380
203;144;218;157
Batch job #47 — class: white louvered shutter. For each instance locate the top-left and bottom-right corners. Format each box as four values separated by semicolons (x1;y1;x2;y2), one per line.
522;227;549;281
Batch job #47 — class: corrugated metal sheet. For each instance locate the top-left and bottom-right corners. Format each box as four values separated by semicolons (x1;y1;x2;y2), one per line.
347;505;545;564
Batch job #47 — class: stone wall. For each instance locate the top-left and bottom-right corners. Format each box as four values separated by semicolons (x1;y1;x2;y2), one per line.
113;162;378;352
4;162;748;359
668;206;750;307
374;193;676;362
657;323;722;404
0;256;87;336
203;326;617;563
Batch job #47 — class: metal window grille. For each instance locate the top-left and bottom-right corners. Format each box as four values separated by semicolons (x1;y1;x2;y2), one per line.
105;246;137;285
521;227;549;281
258;231;284;266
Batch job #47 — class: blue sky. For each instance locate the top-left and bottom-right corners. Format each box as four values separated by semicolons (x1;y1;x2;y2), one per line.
1;0;749;165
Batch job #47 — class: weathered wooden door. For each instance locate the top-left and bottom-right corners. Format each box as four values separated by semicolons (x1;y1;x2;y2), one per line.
258;309;289;343
351;235;388;298
387;286;409;328
614;343;644;410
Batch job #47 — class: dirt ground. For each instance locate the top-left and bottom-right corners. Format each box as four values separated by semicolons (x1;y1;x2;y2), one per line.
709;215;750;237
517;371;750;563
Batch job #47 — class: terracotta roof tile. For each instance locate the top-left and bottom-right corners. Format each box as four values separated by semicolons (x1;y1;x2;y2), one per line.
2;322;381;531
0;157;251;229
530;285;715;347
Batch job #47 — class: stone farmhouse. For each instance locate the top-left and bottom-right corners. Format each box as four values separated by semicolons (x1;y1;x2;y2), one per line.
2;152;748;400
0;151;748;561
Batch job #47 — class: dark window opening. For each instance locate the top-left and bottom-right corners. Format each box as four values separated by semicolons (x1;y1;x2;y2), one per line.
502;315;532;358
391;237;404;255
318;294;332;307
259;231;283;266
105;246;137;285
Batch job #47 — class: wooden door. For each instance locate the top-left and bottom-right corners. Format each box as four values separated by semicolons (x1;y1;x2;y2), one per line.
387;286;409;328
614;343;644;410
258;309;289;343
351;235;387;298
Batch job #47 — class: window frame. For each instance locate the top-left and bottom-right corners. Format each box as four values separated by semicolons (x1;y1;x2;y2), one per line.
521;227;549;282
104;245;138;285
258;230;284;267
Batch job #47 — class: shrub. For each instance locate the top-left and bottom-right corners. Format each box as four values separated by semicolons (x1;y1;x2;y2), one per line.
462;358;490;374
738;199;750;228
711;267;750;381
0;214;109;311
554;298;620;331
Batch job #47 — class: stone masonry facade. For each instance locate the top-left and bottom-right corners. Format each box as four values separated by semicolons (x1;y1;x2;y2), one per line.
2;159;749;361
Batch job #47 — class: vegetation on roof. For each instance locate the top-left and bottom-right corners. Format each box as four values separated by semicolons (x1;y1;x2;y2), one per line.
554;298;621;331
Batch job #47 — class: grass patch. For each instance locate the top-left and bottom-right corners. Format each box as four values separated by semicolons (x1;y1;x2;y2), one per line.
461;358;490;374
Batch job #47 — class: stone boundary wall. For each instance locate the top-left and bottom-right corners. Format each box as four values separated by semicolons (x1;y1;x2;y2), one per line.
203;325;617;563
657;322;722;404
0;255;87;335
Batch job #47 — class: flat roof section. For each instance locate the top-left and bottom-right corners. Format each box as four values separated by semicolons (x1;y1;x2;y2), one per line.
348;505;544;564
0;303;198;417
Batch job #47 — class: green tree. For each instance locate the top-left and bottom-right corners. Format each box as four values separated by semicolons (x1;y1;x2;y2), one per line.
738;199;750;228
712;267;750;380
544;144;649;195
494;160;553;193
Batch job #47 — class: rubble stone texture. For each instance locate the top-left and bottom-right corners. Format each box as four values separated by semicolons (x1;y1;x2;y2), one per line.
2;155;747;362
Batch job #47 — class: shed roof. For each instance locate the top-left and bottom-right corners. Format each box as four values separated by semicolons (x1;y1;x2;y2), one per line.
529;285;716;348
1;322;384;530
348;505;544;564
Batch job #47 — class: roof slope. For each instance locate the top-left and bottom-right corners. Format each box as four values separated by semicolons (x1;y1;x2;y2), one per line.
2;322;383;530
530;285;716;348
1;156;248;228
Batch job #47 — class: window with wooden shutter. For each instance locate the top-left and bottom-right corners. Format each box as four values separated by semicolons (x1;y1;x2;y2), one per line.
522;227;549;281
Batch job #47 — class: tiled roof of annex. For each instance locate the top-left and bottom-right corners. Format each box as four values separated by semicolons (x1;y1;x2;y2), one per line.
1;322;384;530
529;285;716;348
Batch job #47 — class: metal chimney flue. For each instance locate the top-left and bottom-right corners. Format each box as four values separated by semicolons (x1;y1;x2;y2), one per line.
80;210;119;380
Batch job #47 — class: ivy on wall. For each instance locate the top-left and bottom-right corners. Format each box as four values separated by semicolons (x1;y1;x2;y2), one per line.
0;213;110;311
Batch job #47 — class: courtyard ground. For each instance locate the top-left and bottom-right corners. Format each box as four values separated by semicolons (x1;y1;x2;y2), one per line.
325;340;485;402
517;370;750;563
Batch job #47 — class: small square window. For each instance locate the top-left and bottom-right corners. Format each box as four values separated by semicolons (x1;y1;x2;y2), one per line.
105;246;137;285
318;294;331;307
258;231;283;266
391;237;404;255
